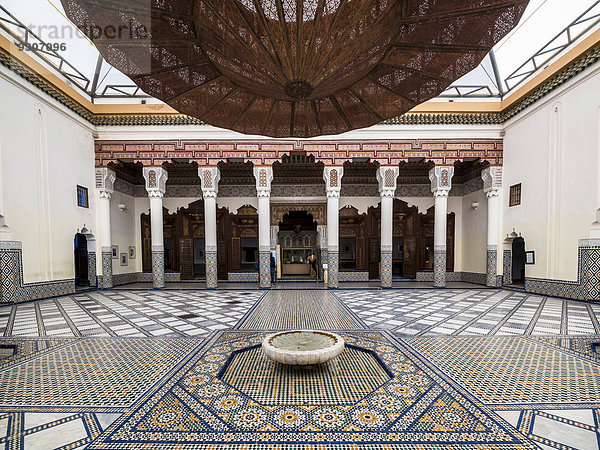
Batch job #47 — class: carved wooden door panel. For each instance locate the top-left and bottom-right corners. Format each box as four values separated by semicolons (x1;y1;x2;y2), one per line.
75;246;89;286
369;237;380;279
217;238;227;279
231;237;241;270
403;237;417;279
179;238;193;279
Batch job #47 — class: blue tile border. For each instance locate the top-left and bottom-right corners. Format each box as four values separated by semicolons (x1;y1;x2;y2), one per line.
0;242;75;304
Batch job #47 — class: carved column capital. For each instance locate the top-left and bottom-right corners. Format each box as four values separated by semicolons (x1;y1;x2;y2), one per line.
199;167;221;199
142;166;168;197
376;166;399;198
482;166;503;194
429;166;454;196
323;166;343;196
253;165;273;198
95;168;116;196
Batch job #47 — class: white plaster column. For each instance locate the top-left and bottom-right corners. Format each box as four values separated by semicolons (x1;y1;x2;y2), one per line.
0;122;10;240
377;166;399;288
142;167;168;289
81;226;97;287
482;166;502;287
429;166;454;288
324;167;343;288
317;224;328;281
254;166;274;288
199;167;221;289
95;168;116;289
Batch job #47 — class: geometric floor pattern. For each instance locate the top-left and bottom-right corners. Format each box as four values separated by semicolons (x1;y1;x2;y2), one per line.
334;289;600;336
0;338;202;409
404;336;600;405
0;411;121;450
237;290;364;330
0;290;264;338
219;344;392;405
86;330;536;448
0;288;599;448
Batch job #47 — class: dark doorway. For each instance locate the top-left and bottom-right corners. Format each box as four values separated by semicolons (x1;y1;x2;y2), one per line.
512;237;526;284
74;233;89;287
392;237;404;277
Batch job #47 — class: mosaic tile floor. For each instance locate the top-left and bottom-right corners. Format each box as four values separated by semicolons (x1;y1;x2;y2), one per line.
0;288;599;448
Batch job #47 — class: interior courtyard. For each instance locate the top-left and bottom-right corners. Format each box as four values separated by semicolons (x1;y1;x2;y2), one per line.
1;0;600;448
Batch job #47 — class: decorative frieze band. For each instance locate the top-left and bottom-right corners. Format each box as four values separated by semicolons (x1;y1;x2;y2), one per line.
96;140;503;168
113;180;484;198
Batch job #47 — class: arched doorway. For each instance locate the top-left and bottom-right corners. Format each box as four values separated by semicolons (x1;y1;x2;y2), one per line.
74;233;89;287
278;211;319;279
512;237;526;285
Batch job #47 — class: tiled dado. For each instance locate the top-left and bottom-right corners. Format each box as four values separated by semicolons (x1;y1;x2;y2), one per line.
525;240;600;301
206;250;218;289
259;250;271;289
486;248;498;287
328;251;339;289
433;247;446;288
228;271;259;282
338;271;369;282
87;252;97;287
462;271;489;286
100;251;112;289
380;250;393;288
152;251;165;288
503;250;512;286
98;271;181;287
0;241;74;304
416;271;462;282
415;271;491;285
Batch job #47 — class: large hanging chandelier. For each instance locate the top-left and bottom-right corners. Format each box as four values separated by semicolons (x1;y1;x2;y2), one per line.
62;0;528;137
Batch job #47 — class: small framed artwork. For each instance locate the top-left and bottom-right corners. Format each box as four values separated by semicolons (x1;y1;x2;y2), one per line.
111;245;119;259
525;251;535;265
120;253;128;266
129;246;136;259
76;185;89;208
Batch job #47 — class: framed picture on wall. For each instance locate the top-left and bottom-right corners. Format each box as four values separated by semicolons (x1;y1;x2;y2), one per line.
120;253;128;266
129;246;136;259
525;251;535;264
111;245;119;259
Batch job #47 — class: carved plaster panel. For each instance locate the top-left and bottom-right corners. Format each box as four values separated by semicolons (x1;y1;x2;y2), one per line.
270;203;327;225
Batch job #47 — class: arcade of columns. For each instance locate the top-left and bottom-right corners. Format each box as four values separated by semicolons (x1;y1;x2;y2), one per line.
94;140;504;290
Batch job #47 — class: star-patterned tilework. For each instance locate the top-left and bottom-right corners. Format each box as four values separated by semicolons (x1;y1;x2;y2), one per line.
404;336;600;405
0;338;201;408
0;288;599;449
219;344;391;405
85;330;536;448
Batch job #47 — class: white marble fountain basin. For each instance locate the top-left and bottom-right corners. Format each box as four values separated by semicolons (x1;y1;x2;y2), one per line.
262;330;345;365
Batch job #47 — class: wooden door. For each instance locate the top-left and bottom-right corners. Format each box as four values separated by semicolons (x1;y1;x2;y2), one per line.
403;237;416;279
217;238;227;279
179;238;193;279
369;237;380;279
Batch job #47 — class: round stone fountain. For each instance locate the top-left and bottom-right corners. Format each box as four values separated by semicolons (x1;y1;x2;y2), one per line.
262;330;345;365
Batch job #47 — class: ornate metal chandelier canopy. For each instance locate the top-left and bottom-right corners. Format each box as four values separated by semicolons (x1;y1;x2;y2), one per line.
62;0;528;137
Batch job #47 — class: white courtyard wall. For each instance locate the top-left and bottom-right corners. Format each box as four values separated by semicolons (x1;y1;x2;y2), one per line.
503;62;600;281
461;190;488;275
110;191;136;275
0;67;95;283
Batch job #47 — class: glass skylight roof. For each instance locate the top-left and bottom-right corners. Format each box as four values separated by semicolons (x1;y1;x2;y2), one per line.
1;0;599;105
